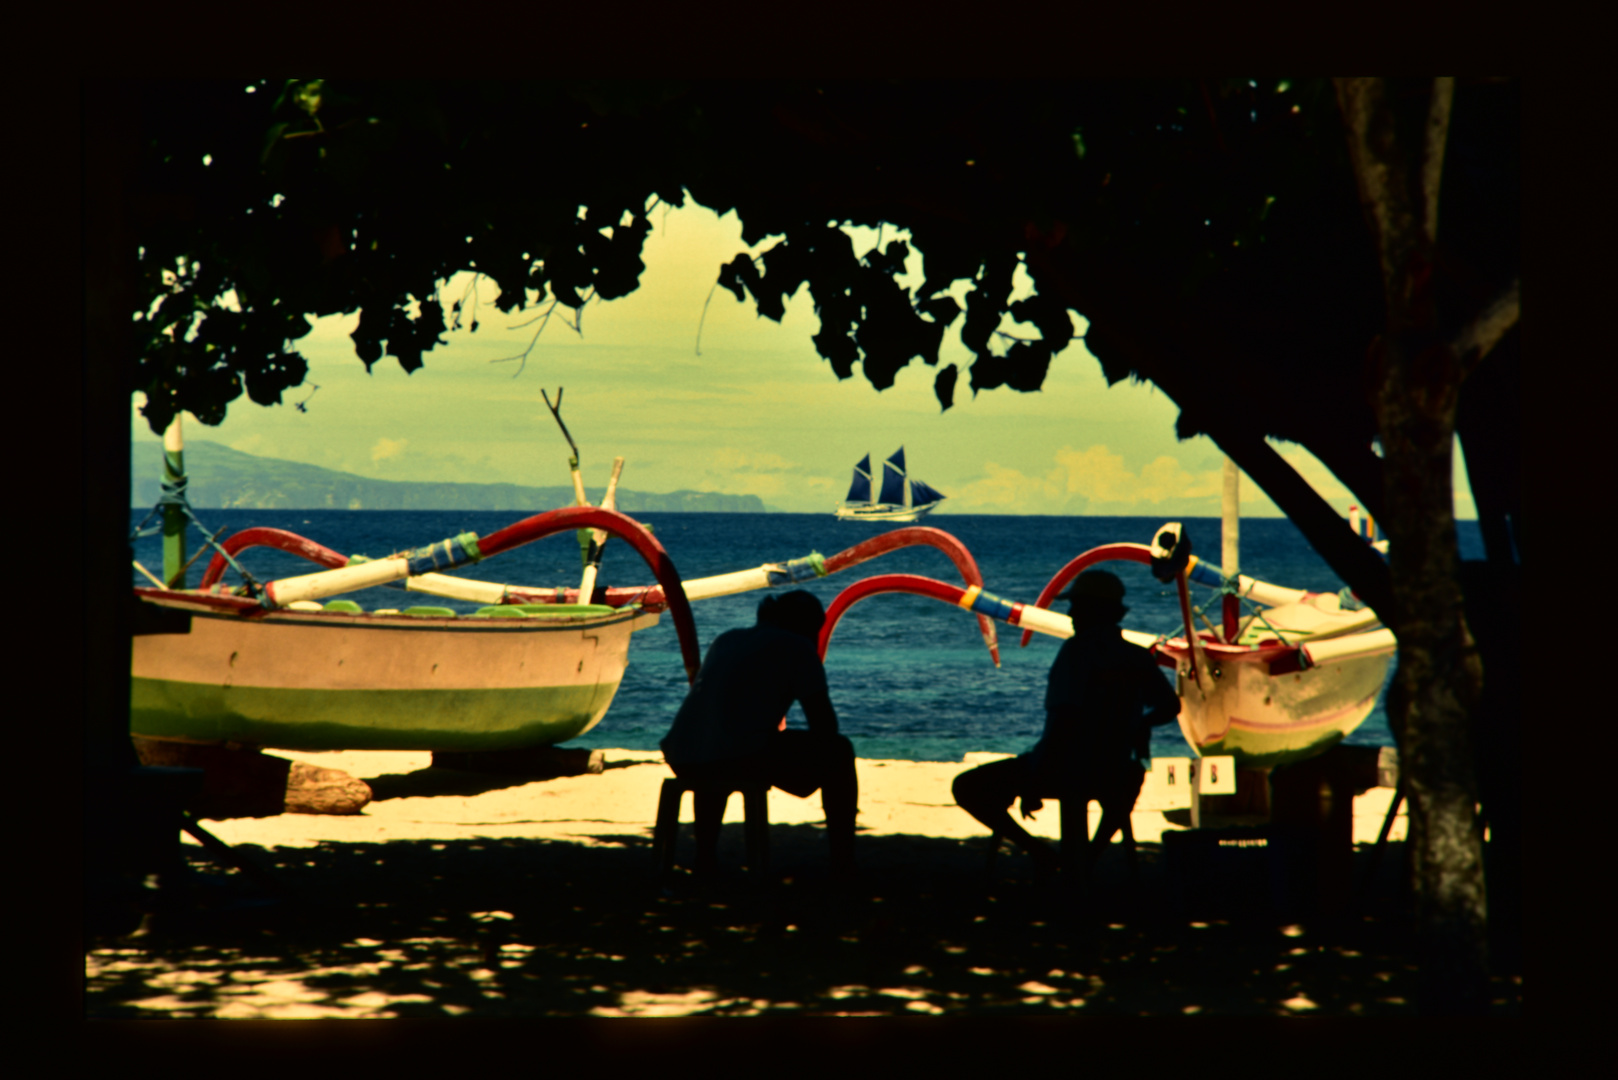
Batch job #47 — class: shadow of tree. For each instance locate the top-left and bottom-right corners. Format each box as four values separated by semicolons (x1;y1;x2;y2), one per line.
359;757;652;803
84;829;1521;1018
361;767;544;802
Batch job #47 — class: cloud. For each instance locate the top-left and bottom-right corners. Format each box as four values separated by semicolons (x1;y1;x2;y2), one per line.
952;460;1067;510
1054;445;1221;505
370;437;408;463
704;448;797;474
951;445;1223;513
692;447;841;500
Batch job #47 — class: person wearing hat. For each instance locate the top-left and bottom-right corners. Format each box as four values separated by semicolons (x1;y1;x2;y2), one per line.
953;569;1180;879
661;589;859;879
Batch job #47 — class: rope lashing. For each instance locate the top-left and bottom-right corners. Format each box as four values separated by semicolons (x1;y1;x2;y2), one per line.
955;585;1020;622
130;474;261;593
764;552;827;587
404;532;483;576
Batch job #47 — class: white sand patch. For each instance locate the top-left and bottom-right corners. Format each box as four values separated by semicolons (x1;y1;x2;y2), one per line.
170;747;1404;856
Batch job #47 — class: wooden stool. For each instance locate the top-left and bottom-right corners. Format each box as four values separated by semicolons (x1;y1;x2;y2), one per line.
653;777;770;875
987;798;1138;879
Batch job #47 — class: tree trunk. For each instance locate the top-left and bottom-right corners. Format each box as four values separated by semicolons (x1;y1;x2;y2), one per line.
1373;333;1489;1011
1336;77;1491;1014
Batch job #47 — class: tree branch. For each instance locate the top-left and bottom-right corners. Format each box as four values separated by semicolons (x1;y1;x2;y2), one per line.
1023;240;1395;615
1209;425;1395;619
1422;78;1456;242
1452;277;1520;376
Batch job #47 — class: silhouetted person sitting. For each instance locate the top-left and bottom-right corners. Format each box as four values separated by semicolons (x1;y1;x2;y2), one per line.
953;570;1180;878
661;589;858;878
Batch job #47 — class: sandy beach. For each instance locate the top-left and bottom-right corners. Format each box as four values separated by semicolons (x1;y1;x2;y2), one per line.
85;749;1518;1018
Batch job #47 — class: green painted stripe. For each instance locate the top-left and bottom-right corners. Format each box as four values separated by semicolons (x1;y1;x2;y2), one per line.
1194;731;1347;771
130;677;621;752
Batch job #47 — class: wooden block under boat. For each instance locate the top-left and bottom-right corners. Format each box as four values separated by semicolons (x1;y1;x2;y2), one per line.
132;737;372;818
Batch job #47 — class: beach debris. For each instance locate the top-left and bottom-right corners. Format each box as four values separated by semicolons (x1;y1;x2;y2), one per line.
131;737;371;817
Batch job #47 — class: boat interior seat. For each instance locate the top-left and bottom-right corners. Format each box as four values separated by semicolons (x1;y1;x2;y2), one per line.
470;604;619;619
402;606;458;617
322;600;363;613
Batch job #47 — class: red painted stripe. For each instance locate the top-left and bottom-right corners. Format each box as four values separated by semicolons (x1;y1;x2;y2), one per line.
134;588;265;616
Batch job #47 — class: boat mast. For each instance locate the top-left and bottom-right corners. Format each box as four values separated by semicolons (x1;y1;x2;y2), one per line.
1220;457;1240;642
162;415;187;589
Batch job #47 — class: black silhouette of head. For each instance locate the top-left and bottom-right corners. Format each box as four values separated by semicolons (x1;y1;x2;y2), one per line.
758;589;826;640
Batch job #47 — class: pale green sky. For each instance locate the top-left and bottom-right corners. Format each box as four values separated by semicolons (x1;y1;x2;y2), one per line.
134;200;1477;518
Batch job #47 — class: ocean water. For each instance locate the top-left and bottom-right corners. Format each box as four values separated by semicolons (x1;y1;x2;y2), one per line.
131;508;1486;763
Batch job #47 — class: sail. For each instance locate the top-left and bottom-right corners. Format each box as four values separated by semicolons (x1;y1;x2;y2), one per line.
885;446;907;475
908;478;945;506
845;455;872;503
879;462;906;505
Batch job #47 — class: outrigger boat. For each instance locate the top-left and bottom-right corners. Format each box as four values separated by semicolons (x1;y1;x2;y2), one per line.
129;515;1003;753
815;462;1396;771
815;526;1394;770
130;401;1002;754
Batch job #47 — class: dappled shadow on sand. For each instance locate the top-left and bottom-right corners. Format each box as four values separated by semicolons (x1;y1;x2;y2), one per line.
85;826;1521;1018
359;758;650;803
361;767;544;802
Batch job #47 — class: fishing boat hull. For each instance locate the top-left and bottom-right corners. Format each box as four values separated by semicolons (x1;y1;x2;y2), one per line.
130;592;660;752
1171;650;1391;769
1163;595;1395;769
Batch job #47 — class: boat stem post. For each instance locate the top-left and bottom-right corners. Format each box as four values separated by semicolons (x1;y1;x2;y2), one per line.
579;456;624;602
162;416;187;589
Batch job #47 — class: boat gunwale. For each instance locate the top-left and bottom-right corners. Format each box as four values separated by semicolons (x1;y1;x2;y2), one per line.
134;588;652;634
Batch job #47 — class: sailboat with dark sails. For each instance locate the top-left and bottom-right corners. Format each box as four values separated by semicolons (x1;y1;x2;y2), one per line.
835;447;947;522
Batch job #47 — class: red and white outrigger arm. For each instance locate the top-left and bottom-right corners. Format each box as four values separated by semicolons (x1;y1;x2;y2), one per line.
201;524;1005;667
196;506;705;684
817;573;1396;675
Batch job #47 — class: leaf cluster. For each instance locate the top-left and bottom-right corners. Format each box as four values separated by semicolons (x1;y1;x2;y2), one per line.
128;79;1516;454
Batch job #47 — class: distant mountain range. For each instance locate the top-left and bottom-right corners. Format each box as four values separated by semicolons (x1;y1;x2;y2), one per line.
131;441;770;513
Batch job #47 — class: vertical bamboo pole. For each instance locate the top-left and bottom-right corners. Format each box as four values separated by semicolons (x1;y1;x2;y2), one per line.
569;452;591;595
162;415;187;589
1221;457;1241;642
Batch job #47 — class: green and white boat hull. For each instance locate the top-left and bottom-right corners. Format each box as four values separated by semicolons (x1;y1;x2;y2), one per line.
130;592;660;752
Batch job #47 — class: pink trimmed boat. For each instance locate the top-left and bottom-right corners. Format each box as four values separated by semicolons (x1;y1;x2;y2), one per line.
130;508;1001;754
815;518;1395;770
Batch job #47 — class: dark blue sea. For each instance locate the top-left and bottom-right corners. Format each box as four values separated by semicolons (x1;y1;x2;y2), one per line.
131;509;1486;763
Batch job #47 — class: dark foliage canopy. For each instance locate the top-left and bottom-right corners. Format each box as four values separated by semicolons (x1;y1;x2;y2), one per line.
130;79;1518;603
